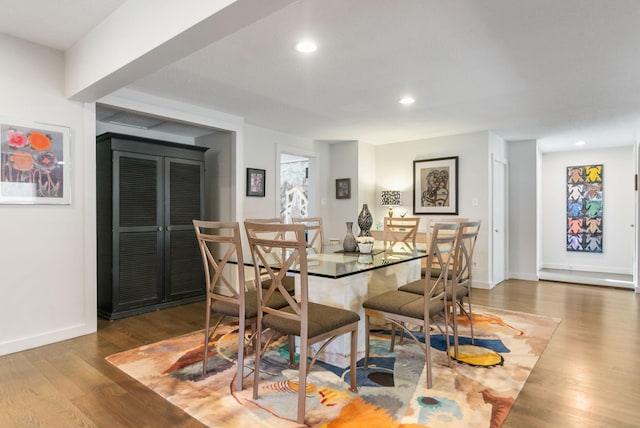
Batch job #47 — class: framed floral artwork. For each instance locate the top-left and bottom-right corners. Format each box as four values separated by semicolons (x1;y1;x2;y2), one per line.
0;119;71;204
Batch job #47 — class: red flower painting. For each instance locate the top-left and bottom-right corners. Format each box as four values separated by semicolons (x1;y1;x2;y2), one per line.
1;123;66;200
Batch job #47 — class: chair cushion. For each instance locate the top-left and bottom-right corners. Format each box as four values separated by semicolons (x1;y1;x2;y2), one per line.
402;296;446;319
261;275;296;293
210;289;288;318
445;284;470;300
421;266;456;280
363;290;421;313
263;302;360;338
397;279;426;294
363;290;444;319
397;278;440;295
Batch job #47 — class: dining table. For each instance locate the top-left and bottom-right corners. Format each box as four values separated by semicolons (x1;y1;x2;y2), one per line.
288;242;427;367
230;241;427;367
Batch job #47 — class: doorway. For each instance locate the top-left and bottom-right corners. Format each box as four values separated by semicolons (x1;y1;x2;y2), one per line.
280;153;309;221
492;155;507;286
277;146;319;222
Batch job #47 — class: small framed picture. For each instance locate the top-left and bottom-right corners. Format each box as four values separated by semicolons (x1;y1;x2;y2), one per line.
335;178;351;199
246;168;266;197
413;156;458;215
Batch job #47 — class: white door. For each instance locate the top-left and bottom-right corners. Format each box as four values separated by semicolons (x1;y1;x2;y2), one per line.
492;156;507;285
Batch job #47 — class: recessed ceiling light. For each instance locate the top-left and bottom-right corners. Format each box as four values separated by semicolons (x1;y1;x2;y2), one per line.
575;141;586;146
399;96;415;105
295;40;317;53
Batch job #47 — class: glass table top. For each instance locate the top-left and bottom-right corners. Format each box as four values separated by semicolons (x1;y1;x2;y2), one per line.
239;243;426;280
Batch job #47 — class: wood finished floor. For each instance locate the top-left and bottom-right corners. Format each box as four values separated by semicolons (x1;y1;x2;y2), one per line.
1;279;638;427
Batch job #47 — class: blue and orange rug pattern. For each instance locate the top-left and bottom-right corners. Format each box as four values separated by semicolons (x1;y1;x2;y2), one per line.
106;305;559;427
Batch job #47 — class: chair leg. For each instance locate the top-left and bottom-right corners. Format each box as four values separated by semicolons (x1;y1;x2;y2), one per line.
364;314;371;369
452;300;460;360
296;335;308;425
203;307;211;375
389;323;396;352
440;307;451;368
350;327;358;393
236;318;245;392
252;323;263;400
390;321;408;352
288;335;296;365
465;296;475;344
424;321;433;388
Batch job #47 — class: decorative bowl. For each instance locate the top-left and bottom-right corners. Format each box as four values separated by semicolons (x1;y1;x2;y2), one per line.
358;242;374;254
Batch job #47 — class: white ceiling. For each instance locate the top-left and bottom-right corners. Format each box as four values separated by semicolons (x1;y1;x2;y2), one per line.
3;0;640;152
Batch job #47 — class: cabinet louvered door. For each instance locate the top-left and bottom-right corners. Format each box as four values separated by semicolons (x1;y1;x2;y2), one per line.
113;151;163;311
164;157;205;300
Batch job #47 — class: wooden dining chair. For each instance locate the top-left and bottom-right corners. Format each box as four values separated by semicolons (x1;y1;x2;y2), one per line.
292;216;324;252
363;222;459;388
244;221;359;425
399;220;480;358
193;220;287;391
383;216;421;251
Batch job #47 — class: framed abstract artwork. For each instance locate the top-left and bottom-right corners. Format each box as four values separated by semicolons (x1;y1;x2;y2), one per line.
335;178;351;199
246;168;266;197
413;156;458;215
0;119;71;204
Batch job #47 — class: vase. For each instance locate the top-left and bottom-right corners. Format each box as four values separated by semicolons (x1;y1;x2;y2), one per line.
343;221;357;252
357;203;373;237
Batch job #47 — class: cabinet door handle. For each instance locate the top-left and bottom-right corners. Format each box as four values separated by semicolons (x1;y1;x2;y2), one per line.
166;226;173;231
157;226;163;231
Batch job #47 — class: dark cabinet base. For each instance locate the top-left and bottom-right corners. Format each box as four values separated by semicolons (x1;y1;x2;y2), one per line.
98;295;205;320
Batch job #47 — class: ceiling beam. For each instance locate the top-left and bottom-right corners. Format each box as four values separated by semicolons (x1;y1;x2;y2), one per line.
65;0;296;101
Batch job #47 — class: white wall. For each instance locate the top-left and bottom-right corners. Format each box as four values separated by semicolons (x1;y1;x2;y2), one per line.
374;131;492;288
541;146;635;274
357;141;377;229
0;36;96;355
242;124;323;220
197;131;235;222
327;141;360;242
508;140;538;280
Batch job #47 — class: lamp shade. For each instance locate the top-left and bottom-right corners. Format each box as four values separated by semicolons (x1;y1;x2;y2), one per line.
381;190;401;206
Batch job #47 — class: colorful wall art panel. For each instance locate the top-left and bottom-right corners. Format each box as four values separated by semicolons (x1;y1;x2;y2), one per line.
0;119;71;204
566;164;603;252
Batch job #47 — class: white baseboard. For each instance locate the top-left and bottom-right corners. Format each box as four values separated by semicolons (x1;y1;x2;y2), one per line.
0;323;95;357
541;263;631;276
472;280;493;290
508;272;539;281
538;269;634;289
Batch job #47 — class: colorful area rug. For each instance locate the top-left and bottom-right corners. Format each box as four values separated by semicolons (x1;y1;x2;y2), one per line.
106;305;559;427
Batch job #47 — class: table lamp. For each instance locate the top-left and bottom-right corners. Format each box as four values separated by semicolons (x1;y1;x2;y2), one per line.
381;190;401;217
